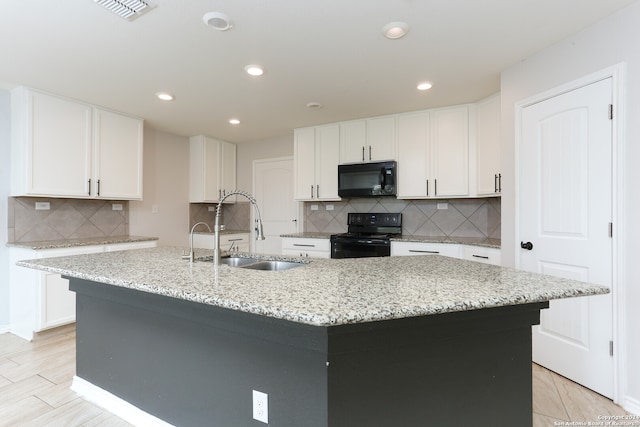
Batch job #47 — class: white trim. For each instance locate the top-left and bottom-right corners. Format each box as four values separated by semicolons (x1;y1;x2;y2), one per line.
622;396;640;416
71;376;175;427
0;325;9;334
514;63;626;406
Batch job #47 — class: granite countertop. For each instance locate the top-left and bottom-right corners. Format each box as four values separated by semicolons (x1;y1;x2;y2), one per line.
281;232;501;248
193;230;250;236
17;247;607;327
6;235;159;250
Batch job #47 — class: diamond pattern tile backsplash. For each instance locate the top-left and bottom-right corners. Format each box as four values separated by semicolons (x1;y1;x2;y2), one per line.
303;197;501;239
8;197;129;243
189;202;250;232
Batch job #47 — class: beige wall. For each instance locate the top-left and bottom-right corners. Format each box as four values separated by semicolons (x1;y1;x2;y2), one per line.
129;127;190;246
501;0;640;412
236;134;293;192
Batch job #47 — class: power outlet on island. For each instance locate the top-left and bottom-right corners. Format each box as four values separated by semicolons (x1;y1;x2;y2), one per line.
252;390;268;424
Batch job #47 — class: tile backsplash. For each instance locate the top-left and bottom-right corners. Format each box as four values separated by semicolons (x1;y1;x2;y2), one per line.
8;197;129;243
304;197;501;239
189;202;251;232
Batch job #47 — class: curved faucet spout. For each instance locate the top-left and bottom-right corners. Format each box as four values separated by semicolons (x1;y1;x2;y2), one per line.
214;190;265;266
183;221;212;263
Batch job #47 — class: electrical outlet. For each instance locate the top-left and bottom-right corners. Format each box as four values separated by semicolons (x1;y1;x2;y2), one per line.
325;204;334;211
310;204;319;211
252;390;268;424
35;202;50;210
112;203;123;211
151;204;159;214
208;206;216;212
437;202;448;210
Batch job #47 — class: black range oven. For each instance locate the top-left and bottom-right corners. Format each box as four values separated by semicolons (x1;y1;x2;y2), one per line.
330;213;402;259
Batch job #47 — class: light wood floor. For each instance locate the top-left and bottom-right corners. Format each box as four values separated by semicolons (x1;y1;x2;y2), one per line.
0;325;630;427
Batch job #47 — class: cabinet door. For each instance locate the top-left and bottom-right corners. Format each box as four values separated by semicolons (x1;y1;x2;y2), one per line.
461;245;501;266
93;108;144;199
294;128;316;200
391;241;460;258
432;106;469;197
366;116;396;161
315;124;340;200
476;95;501;195
221;141;237;203
339;120;366;163
397;112;430;198
27;90;93;197
190;136;221;202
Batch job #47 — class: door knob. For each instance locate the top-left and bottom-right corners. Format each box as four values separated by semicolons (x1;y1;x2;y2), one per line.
520;241;533;250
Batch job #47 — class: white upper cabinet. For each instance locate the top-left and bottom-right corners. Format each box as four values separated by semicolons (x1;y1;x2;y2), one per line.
294;125;340;201
340;116;396;163
475;94;502;195
397;105;469;198
93;108;144;199
10;87;143;200
189;135;237;203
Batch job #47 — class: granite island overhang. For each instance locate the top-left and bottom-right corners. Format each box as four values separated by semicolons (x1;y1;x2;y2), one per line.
17;247;609;427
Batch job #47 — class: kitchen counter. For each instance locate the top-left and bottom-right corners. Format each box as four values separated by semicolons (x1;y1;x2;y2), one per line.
17;247;604;326
282;232;501;248
16;248;608;426
7;235;158;250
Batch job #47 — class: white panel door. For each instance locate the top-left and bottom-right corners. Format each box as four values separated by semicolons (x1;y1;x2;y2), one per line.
254;158;298;255
519;78;613;398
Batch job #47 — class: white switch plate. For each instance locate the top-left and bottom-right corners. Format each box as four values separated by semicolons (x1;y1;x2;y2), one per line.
437;203;448;210
208;206;216;212
325;204;334;211
252;390;268;424
112;203;123;211
35;202;50;210
151;204;159;214
310;204;319;211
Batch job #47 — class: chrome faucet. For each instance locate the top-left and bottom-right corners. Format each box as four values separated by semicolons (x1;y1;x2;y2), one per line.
214;190;265;265
182;221;212;263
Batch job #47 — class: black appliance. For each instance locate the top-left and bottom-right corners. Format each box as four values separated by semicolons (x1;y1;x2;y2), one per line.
338;161;397;198
330;212;402;259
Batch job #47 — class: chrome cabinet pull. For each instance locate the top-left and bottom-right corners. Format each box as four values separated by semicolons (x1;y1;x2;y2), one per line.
316;185;319;198
472;254;490;259
362;146;365;162
88;179;91;196
426;179;429;196
310;185;314;198
498;173;502;192
293;243;315;247
97;179;101;196
434;179;437;196
409;249;439;254
494;174;498;193
369;146;372;160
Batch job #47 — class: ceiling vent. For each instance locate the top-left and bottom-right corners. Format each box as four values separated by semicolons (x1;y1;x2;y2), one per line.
93;0;155;21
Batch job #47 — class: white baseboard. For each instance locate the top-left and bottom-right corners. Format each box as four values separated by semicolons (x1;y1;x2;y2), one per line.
622;395;640;416
0;324;9;334
71;376;175;427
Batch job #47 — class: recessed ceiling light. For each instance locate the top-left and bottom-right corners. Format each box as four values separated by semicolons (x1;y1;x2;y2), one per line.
417;82;433;91
229;118;240;125
306;102;323;109
244;65;264;76
203;12;232;31
383;22;409;39
156;92;174;101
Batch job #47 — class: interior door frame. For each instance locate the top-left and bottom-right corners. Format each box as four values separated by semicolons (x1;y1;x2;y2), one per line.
251;156;299;252
514;63;626;404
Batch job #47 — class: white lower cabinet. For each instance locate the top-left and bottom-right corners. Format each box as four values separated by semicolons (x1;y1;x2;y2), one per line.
9;240;158;340
282;238;331;258
460;245;501;266
391;241;461;258
192;233;250;253
391;241;501;266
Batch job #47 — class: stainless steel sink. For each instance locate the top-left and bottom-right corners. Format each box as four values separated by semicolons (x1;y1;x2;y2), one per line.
241;260;304;271
220;256;305;271
220;257;261;267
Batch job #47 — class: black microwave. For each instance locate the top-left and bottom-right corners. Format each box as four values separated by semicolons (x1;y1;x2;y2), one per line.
338;161;397;198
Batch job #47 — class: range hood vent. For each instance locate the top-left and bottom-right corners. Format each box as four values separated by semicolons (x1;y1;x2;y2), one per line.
93;0;154;21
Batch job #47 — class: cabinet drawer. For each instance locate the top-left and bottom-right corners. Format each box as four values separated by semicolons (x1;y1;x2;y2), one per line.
282;238;330;258
391;242;460;258
460;246;501;266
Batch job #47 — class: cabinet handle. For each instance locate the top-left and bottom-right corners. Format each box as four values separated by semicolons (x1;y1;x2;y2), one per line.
228;238;243;242
494;174;498;193
97;179;101;196
472;254;490;259
316;185;319;198
362;146;365;162
369;146;372;161
498;173;502;193
310;185;314;198
409;249;439;254
426;179;429;197
434;179;437;196
88;179;91;196
293;244;316;247
219;189;222;199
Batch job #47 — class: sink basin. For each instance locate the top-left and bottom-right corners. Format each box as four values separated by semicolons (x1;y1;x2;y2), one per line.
241;260;304;271
220;257;261;267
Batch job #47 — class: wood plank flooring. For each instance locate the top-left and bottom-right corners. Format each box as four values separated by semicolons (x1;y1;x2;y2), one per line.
0;325;631;426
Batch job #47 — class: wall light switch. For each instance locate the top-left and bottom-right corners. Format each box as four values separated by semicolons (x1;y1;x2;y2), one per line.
151;204;159;214
35;202;50;210
437;203;448;210
208;206;216;212
112;203;123;211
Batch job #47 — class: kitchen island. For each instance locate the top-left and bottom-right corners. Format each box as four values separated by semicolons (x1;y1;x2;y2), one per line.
17;247;608;427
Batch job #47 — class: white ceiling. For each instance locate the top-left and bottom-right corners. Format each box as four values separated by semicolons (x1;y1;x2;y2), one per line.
0;0;635;143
